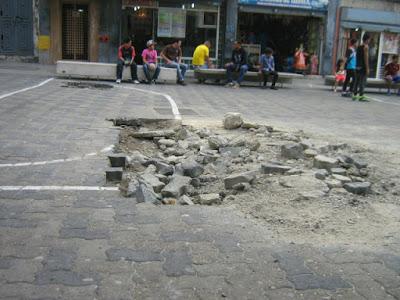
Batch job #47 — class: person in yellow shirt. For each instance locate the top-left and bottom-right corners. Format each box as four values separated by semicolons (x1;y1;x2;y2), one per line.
192;41;212;69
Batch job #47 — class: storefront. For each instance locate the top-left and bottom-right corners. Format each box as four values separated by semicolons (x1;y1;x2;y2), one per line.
236;0;328;73
121;0;222;66
337;7;400;79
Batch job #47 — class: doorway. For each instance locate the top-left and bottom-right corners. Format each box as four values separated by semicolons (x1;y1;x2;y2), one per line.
62;4;89;60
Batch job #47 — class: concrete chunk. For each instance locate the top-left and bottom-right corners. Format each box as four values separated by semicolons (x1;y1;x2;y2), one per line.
161;175;192;198
136;184;160;204
198;193;220;205
223;112;243;129
313;155;339;171
224;171;257;189
261;163;292;175
139;173;165;193
281;143;304;159
343;182;371;195
181;160;204;178
131;130;175;139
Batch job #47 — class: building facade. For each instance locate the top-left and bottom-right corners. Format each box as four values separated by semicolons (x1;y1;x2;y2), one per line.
323;0;400;77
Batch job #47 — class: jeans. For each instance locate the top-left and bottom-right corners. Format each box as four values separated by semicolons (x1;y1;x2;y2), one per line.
226;63;248;84
164;62;188;81
116;60;138;81
342;69;355;93
261;69;278;86
353;69;367;96
143;63;161;82
193;64;208;70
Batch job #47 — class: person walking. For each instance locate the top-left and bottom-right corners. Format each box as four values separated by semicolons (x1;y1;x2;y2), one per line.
259;47;279;90
142;40;161;84
225;41;248;88
161;40;188;85
116;38;139;84
352;34;371;101
342;38;357;96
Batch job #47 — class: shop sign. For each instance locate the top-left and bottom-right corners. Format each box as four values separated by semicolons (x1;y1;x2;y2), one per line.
382;33;400;54
157;8;186;38
238;0;328;10
122;0;158;8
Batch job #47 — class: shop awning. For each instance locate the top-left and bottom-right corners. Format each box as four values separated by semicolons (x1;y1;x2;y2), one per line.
238;0;328;11
238;4;326;18
341;7;400;33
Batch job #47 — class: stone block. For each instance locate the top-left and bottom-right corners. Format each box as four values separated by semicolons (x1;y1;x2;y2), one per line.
106;167;123;183
108;154;127;168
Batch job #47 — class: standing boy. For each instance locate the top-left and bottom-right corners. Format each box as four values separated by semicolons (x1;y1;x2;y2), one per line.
342;38;357;96
225;41;248;88
116;38;139;84
352;34;371;101
259;47;279;90
384;55;400;96
142;40;161;84
161;40;188;85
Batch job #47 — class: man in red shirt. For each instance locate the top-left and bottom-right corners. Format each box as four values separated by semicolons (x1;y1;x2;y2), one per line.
384;55;400;96
116;38;139;84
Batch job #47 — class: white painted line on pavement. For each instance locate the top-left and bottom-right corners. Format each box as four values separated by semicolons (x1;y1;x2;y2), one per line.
0;145;114;168
0;78;54;100
118;85;182;120
0;186;119;191
368;96;400;106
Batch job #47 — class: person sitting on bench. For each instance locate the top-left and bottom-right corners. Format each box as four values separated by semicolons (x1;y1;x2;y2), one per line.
142;40;161;84
259;47;279;90
161;40;188;86
384;54;400;96
225;41;248;89
116;37;139;84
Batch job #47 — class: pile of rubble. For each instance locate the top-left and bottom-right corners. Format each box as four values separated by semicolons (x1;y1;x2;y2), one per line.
110;112;377;207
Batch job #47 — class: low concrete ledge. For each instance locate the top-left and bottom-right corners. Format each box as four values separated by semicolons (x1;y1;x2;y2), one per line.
324;75;400;89
56;60;185;83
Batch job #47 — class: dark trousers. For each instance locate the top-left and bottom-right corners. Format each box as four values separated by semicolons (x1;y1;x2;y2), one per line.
342;69;355;93
143;63;161;82
353;69;367;96
262;70;278;86
116;61;138;81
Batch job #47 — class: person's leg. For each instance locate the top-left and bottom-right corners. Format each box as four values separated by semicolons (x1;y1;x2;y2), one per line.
237;64;248;84
143;64;152;82
348;70;356;94
116;61;124;81
261;69;268;86
359;71;367;97
129;63;139;81
271;71;278;87
153;65;161;80
385;76;393;95
342;71;351;92
179;63;188;79
352;71;360;99
225;63;235;84
164;62;182;82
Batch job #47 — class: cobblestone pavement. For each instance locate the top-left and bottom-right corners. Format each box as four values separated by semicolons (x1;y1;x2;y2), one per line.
0;65;399;299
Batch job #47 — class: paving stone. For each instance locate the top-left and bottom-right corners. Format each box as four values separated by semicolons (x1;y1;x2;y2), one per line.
160;230;208;243
281;143;304;159
0;257;14;269
343;182;371;195
162;250;195;277
288;273;351;290
35;270;98;286
261;163;292;175
59;228;110;240
43;249;77;271
105;248;162;262
361;262;400;289
62;214;90;229
0;218;38;228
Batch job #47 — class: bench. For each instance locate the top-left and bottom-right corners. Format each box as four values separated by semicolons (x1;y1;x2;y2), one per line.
56;60;182;83
194;69;303;87
324;75;400;91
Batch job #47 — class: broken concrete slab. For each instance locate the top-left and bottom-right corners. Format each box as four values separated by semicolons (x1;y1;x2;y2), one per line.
139;173;166;193
343;182;371;195
224;171;257;189
161;175;192;198
313;155;339;171
281;143;304;160
136;184;161;204
261;163;292;175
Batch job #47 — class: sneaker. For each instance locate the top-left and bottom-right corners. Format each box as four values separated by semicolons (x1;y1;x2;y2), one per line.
270;86;278;90
177;80;186;86
233;82;240;89
358;95;369;102
225;82;234;87
387;90;392;96
352;95;359;101
152;79;157;85
133;80;140;84
116;79;121;84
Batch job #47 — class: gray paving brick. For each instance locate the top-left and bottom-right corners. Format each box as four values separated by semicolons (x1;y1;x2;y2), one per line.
162;250;195;277
105;248;162;262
